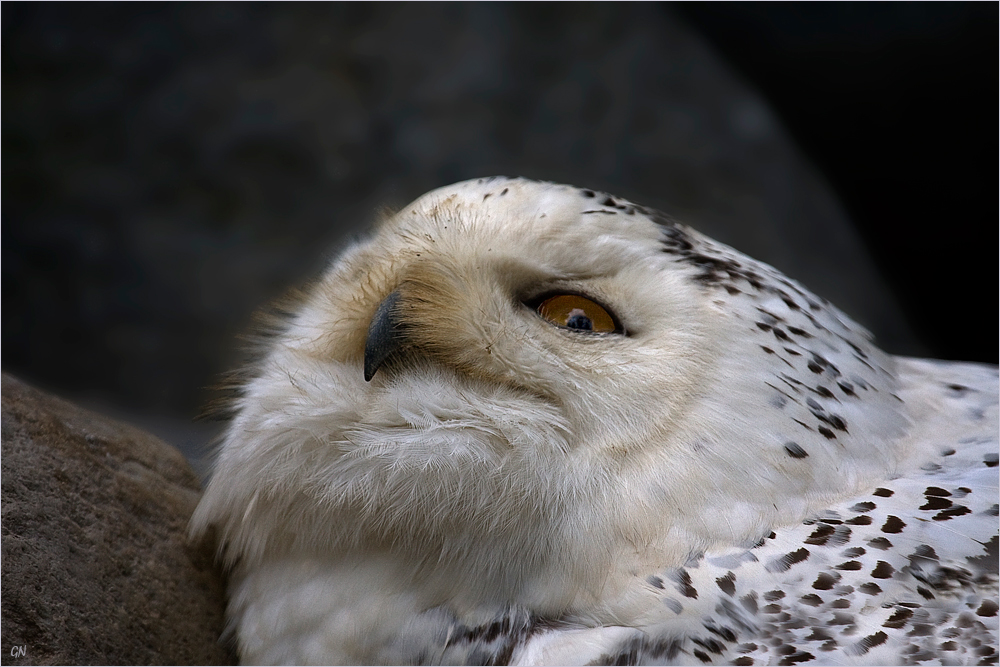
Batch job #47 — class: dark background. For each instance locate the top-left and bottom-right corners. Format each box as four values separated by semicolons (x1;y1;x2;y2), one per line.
3;3;996;464
676;2;997;363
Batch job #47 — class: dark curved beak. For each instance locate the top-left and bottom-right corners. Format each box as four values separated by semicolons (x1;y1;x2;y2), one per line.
364;289;405;382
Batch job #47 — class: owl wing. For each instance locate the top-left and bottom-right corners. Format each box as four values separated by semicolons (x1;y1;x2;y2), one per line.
512;358;998;666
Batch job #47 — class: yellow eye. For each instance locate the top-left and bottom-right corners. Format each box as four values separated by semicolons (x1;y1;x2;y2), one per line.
536;294;618;333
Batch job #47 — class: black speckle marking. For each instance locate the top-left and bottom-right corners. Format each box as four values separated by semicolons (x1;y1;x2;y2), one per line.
805;628;833;641
692;648;711;663
659;225;694;253
666;568;698;599
807;361;823;373
984;453;998;467
500;188;509;196
916;586;935;600
703;623;737;643
924;486;952;497
837;381;856;396
756;307;783;323
804;524;835;545
762;603;782;614
835;561;863;571
831;598;851;608
766;548;810;573
986;504;999;516
871;561;895;579
933;505;972;521
977;600;999;617
787;326;811;338
716;572;736;596
883;608;915;629
760;345;775;354
872;487;894;497
909;624;936;638
920;497;953;511
778;650;815;665
815;385;835;399
850;501;876;513
845;340;868;359
817;426;836;439
881;516;906;533
812;572;838;590
807;404;848;432
842;547;866;557
800;593;823;606
781;297;801;311
815;522;852;542
581;190;596;198
740;593;759;614
849;631;888;656
867;537;893;550
763;590;785;601
732;657;754;666
441;608;537;661
955;614;978;628
784;442;809;459
859;582;882;595
846;515;873;526
646;575;664;589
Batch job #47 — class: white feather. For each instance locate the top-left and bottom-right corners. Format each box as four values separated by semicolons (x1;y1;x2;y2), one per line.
192;177;998;665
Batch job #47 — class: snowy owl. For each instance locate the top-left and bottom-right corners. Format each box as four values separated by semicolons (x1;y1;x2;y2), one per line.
191;177;998;665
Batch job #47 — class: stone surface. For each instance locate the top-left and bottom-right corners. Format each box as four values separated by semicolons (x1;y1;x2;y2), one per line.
0;374;232;665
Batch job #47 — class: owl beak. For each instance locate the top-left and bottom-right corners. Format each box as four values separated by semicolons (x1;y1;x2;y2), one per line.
364;289;406;382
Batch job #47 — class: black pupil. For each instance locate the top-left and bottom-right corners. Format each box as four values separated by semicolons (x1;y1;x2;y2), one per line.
566;310;593;330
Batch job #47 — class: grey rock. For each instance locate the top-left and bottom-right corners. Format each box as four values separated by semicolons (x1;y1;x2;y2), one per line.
0;374;232;665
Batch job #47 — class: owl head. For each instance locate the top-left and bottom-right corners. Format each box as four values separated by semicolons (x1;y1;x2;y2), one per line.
192;177;909;615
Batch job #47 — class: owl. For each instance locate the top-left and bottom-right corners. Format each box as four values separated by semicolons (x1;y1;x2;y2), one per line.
191;177;998;665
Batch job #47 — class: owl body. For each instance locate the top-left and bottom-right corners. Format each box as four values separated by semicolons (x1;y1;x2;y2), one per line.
192;178;998;665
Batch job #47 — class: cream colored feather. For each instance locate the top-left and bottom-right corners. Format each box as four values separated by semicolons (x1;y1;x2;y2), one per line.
192;177;998;665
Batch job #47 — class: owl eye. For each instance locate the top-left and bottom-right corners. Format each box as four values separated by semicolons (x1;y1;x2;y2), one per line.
534;294;620;334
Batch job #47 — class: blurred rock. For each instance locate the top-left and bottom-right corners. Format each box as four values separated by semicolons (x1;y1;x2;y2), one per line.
0;374;232;665
2;4;921;440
